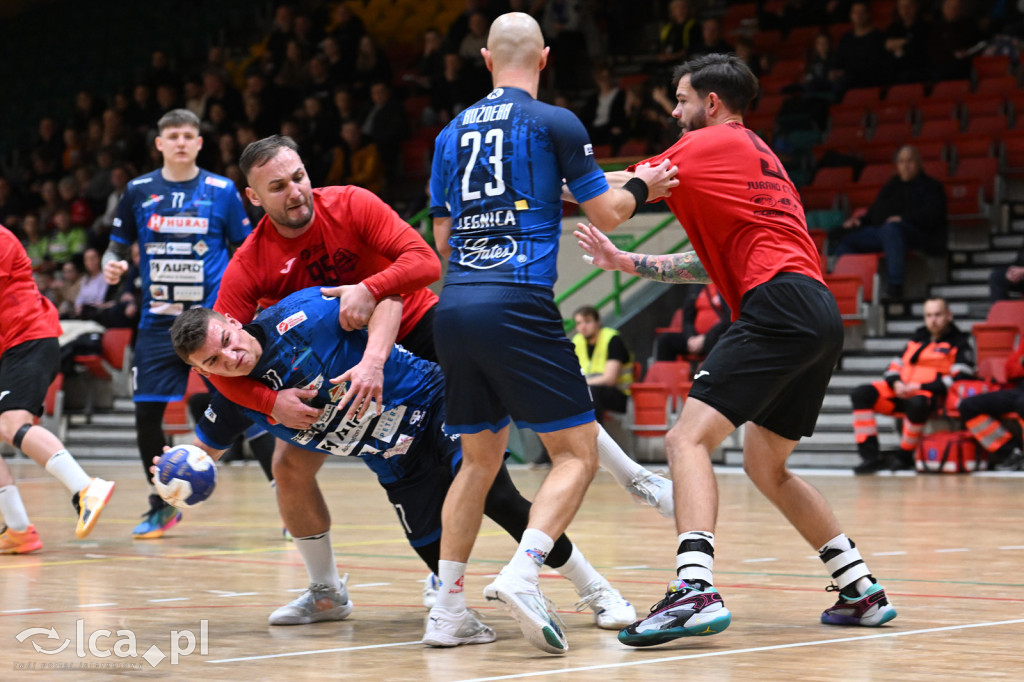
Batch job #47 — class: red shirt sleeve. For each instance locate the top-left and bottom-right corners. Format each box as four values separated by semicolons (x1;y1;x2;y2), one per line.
208;373;277;416
214;238;263;324
345;188;441;300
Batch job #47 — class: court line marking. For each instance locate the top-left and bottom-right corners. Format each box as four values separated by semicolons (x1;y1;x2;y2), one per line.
148;597;189;603
76;602;118;608
453;618;1024;681
206;640;423;663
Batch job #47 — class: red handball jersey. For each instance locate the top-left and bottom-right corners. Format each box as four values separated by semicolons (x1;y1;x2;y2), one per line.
635;123;823;320
0;225;63;353
213;186;441;416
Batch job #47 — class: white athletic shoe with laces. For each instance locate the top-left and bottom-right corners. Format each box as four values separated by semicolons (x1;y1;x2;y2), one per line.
484;570;568;654
575;578;637;629
268;574;353;625
422;607;496;647
626;470;674;518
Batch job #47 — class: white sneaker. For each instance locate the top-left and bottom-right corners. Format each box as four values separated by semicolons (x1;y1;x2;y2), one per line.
423;573;440;608
575;578;637;629
483;570;568;654
626;470;674;518
269;575;353;625
422;607;496;647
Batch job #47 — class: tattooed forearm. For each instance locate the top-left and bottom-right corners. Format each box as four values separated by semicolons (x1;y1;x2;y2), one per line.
631;250;711;284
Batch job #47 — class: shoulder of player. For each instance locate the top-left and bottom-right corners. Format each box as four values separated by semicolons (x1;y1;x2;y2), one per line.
196;169;237;193
126;170;161;191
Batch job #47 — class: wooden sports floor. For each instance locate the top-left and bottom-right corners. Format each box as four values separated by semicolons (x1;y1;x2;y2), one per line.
1;458;1022;680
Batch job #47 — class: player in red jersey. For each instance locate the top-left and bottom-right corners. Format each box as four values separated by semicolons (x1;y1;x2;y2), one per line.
0;225;115;553
573;54;896;646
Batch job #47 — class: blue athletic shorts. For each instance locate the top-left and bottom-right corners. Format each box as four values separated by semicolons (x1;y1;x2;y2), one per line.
132;326;189;402
434;283;595;434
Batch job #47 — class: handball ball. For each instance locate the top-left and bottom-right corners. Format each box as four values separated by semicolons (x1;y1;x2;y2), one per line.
155;445;217;508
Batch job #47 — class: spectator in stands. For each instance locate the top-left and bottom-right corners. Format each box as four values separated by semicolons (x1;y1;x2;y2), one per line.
57;176;93;232
92;164;129;242
571;305;634;425
360;81;407;185
70;90;104;134
273;40;310;105
351;35;392;103
959;336;1024;470
657;0;701;65
62;128;84;173
581;63;627;154
654;283;730;363
540;0;594;92
154;83;180;118
835;145;947;301
926;0;985;81
332;87;358;126
46;208;86;268
143;49;181;94
325;120;384;196
265;3;296;73
459;11;491;76
305;54;336;103
831;1;888;93
409;28;446;95
884;0;930;84
19;214;49;275
689;17;732;59
329;2;365;66
989;245;1024;301
850;297;974;473
33;117;64;167
51;256;84;318
803;32;840;97
183;77;206;119
445;0;491;54
431;53;476;123
73;247;109;320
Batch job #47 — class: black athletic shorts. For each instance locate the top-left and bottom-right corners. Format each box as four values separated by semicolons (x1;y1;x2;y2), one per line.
0;338;60;417
688;273;843;441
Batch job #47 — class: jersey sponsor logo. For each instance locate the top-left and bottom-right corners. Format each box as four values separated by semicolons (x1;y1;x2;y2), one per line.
462;101;513;125
317;416;373;456
486;88;503;99
372;406;406;443
204;176;229;189
311;403;337;431
147;215;210;234
382;434;414;459
694;370;710;380
193;240;209;257
754;209;786;218
174;285;204;301
751;194;776;207
149;301;184;316
584;143;593;156
263;368;283;390
140;193;161;208
280;257;297;274
409;409;424;426
150;284;169;300
112;217;122;228
328;382;347;402
454;210;517;231
457;236;517;269
166;242;194;255
359;445;380;456
203;405;217;423
303;374;324;391
292;429;315;445
0;390;9;402
132;177;154;186
145;242;167;255
150;259;204;283
276;310;307;335
746;181;782;191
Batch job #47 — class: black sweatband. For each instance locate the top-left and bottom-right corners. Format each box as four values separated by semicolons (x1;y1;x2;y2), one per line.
623;177;649;218
13;423;33;450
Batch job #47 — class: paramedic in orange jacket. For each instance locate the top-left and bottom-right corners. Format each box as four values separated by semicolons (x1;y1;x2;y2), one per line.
850;297;974;473
959;337;1024;471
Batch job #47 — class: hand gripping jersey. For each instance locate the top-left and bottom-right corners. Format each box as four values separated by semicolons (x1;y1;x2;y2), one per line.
430;87;609;288
196;287;445;484
0;226;62;353
634;122;823;319
111;169;251;329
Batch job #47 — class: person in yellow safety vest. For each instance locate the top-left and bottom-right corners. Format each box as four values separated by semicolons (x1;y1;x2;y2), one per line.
849;297;974;474
572;305;634;424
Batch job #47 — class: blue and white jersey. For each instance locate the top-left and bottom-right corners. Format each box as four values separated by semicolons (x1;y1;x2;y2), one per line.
196;287;446;485
430;87;609;289
111;168;251;329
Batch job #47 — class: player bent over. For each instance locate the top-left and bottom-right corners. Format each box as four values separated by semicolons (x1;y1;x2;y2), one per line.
0;225;114;553
166;288;637;642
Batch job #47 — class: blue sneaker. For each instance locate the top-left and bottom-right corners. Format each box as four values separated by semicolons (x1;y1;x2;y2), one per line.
821;582;897;626
618;579;731;647
133;494;182;539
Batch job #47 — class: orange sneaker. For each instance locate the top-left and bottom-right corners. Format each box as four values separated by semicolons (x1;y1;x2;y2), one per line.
0;525;43;554
74;478;115;539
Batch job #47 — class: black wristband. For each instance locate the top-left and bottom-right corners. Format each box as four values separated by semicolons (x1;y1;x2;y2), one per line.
623;177;649;218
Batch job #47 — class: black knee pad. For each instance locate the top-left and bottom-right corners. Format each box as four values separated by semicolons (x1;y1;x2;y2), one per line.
12;423;33;450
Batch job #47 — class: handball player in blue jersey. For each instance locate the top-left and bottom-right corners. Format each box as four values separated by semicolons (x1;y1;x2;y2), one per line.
428;12;678;654
167;288;638;638
102;109;252;539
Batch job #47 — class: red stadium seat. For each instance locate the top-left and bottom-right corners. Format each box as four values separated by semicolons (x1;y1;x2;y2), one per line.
954;157;1000;202
973;54;1013;80
972;324;1019;370
857;163;894;185
885;83;926;106
917;118;961;141
985;300;1024;335
928;80;971;102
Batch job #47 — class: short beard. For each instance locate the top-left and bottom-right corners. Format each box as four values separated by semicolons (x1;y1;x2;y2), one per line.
679;108;708;137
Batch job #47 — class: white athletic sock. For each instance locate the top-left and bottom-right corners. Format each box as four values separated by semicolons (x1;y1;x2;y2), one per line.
505;528;554;582
597;426;645;487
0;485;31;532
435;559;467;611
555;544;604;594
676;530;715;587
44;450;92;494
818;533;872;595
294;530;341;590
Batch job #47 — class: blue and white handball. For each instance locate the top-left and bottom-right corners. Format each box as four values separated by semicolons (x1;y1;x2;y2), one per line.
155;445;217;508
